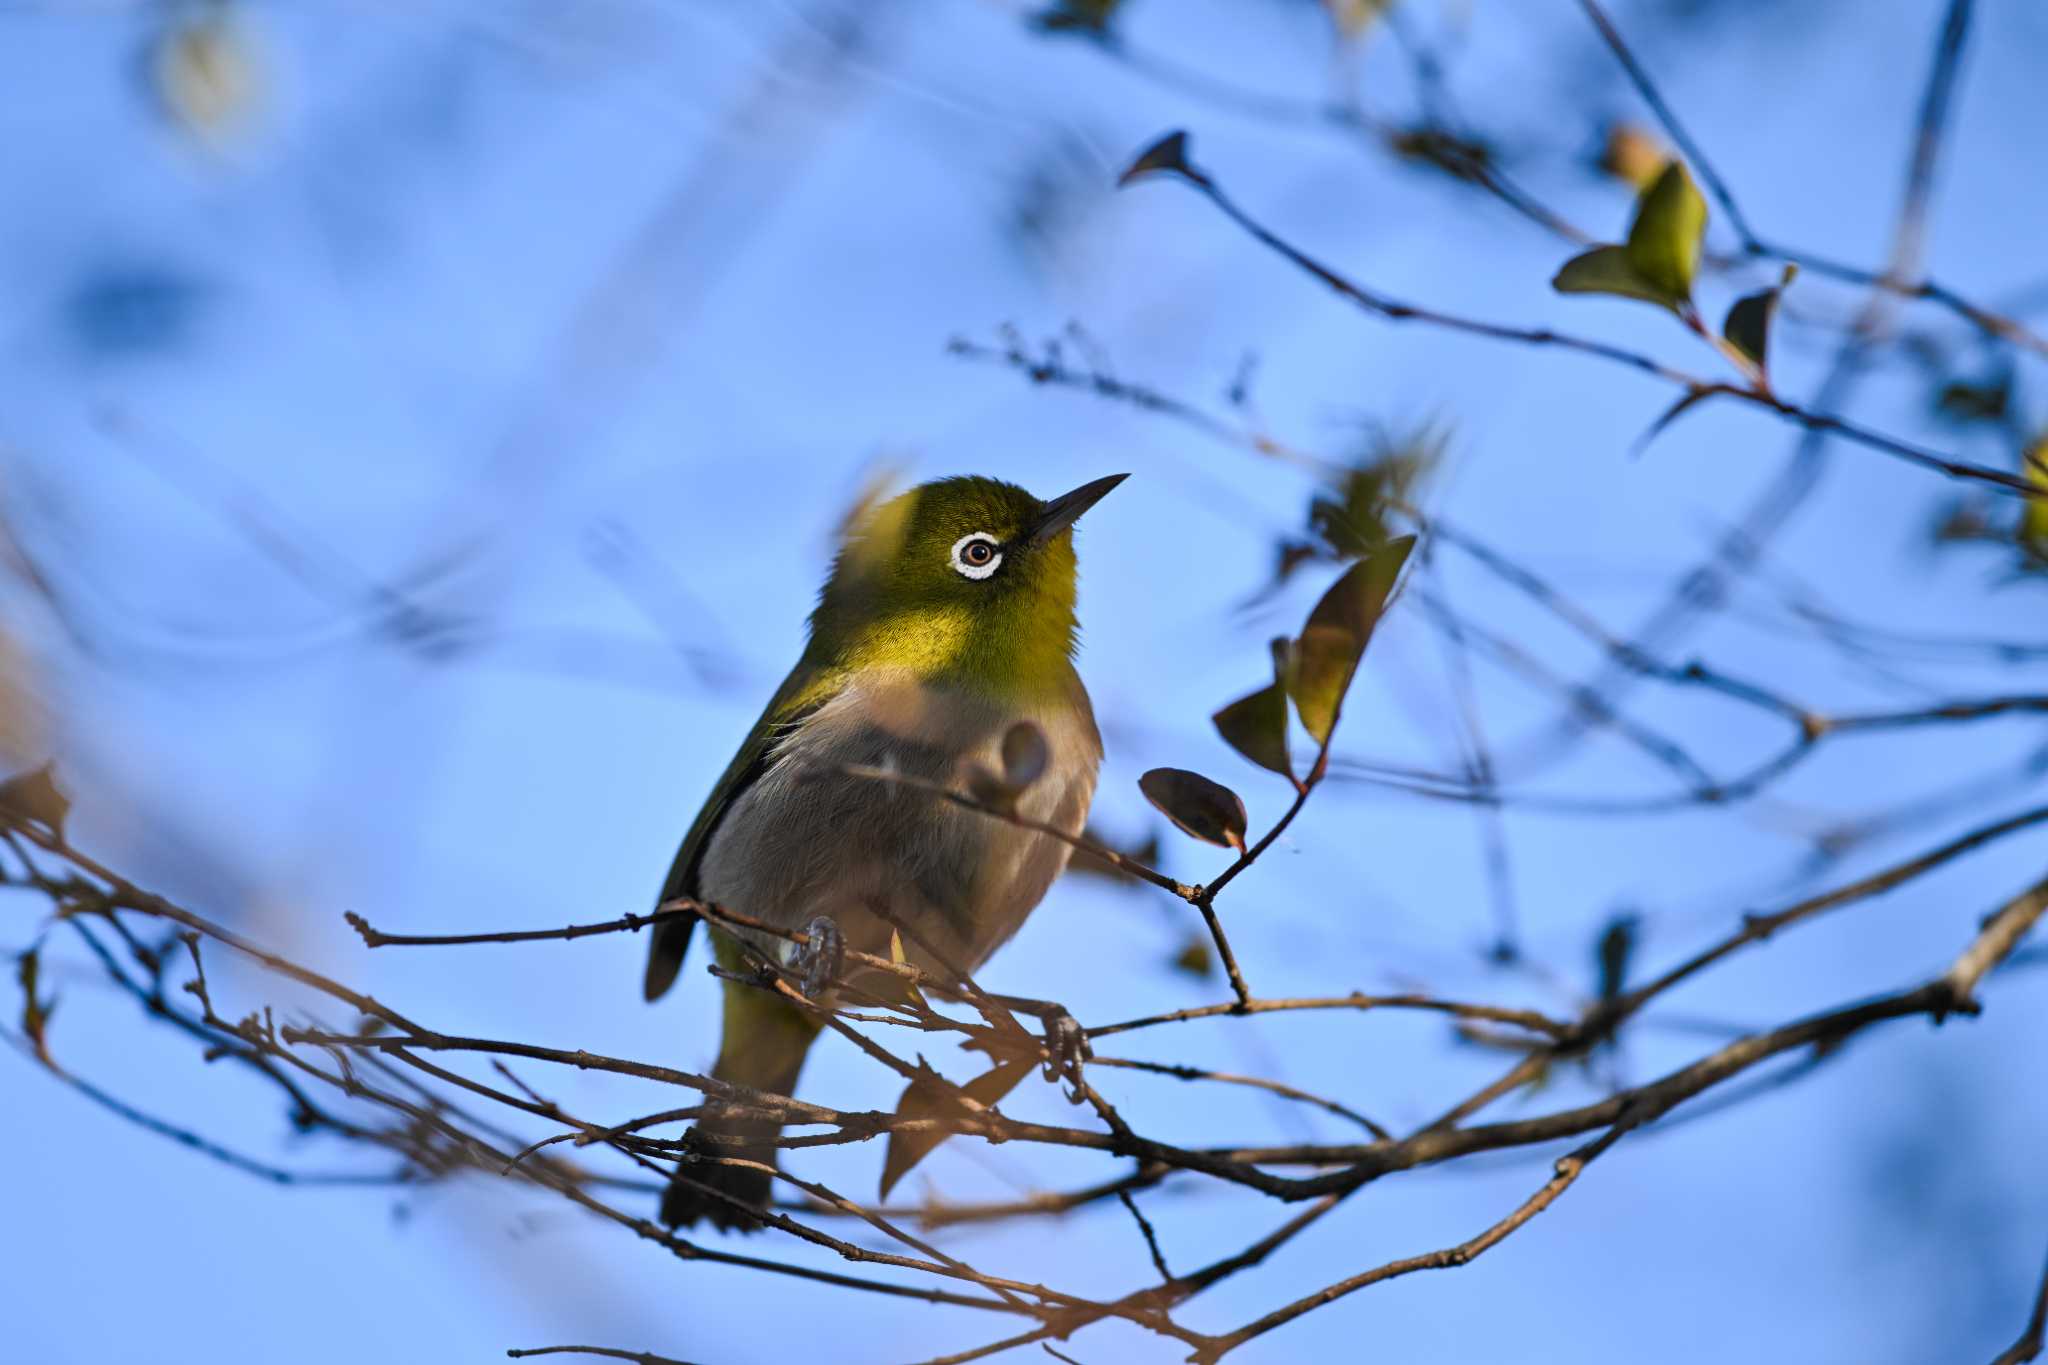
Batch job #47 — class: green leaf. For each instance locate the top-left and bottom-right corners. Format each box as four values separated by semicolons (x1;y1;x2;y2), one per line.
1722;263;1797;374
1551;245;1677;309
1286;536;1415;744
1138;768;1248;851
1212;684;1293;783
1169;934;1214;979
879;1057;1034;1200
1623;161;1707;306
2022;437;2048;559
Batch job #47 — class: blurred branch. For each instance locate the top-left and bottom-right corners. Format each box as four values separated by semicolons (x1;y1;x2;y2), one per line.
1122;133;2032;497
1992;1241;2048;1365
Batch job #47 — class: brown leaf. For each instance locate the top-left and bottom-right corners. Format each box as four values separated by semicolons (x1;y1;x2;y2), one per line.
879;1058;1034;1200
17;948;56;1067
1138;768;1248;851
0;762;68;837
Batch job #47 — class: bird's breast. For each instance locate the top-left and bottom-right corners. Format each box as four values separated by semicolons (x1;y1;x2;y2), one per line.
697;673;1101;974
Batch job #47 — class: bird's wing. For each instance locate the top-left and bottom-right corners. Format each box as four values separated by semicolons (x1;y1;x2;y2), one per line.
642;660;840;1002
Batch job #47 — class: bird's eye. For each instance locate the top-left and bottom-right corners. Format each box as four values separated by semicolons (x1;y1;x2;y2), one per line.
949;533;1004;580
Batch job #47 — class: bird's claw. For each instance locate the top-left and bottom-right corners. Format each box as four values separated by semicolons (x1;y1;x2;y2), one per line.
797;916;844;999
1040;1009;1091;1099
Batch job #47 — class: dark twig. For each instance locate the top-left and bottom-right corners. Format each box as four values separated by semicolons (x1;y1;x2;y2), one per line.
1991;1240;2048;1365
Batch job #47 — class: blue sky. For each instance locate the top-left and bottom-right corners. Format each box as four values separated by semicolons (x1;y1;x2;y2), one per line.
3;2;2046;1362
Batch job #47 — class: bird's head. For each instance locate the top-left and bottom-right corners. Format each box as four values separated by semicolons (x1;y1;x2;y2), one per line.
810;473;1126;695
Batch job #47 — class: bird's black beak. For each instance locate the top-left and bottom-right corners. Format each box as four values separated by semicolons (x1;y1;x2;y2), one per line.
1029;473;1128;545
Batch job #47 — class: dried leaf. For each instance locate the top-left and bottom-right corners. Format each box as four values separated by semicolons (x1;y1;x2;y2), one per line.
880;929;931;1014
1118;130;1192;188
17;948;56;1067
1138;769;1248;851
879;1057;1034;1200
0;762;68;837
1598;122;1667;189
1722;264;1796;374
1285;537;1415;744
1212;684;1293;783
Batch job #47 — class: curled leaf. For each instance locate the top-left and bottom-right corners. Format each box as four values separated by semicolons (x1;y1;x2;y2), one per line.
1623;161;1707;307
1118;130;1192;188
1286;537;1415;744
1138;768;1248;851
879;1058;1034;1199
17;948;57;1067
1212;684;1293;783
0;762;68;837
1722;263;1797;375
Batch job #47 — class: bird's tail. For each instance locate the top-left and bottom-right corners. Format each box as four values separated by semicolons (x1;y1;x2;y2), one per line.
661;954;821;1233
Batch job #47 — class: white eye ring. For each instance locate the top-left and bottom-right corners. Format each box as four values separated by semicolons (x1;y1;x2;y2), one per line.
950;532;1003;580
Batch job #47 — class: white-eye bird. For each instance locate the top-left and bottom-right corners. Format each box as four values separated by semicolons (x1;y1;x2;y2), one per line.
643;473;1125;1229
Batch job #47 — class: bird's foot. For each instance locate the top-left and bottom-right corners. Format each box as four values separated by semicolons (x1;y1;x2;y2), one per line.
796;916;845;999
1039;1007;1092;1100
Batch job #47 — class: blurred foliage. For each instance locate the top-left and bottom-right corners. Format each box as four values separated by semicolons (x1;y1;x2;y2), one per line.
1722;264;1796;379
1596;121;1669;189
1285;535;1414;744
1259;425;1439;599
150;4;265;144
1553;160;1708;314
1030;0;1123;35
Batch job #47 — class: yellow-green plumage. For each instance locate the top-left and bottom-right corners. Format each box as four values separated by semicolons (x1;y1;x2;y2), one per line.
645;474;1122;1229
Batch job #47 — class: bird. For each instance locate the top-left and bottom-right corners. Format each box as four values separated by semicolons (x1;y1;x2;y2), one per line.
642;472;1125;1230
